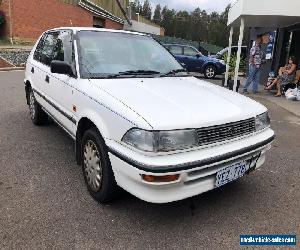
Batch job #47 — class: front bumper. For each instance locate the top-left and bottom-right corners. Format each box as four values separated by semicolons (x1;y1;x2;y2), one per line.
217;64;226;74
107;129;275;203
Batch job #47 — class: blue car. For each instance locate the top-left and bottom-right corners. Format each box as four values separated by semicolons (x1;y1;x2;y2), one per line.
164;44;226;79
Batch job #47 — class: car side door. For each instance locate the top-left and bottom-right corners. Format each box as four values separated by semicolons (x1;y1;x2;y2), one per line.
46;30;77;137
182;46;204;72
30;32;56;114
169;45;185;63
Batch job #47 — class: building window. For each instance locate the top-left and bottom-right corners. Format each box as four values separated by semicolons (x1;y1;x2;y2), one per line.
93;17;104;28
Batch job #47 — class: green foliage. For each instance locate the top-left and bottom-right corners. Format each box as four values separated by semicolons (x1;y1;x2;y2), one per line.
130;0;142;14
153;4;162;24
141;0;151;19
223;53;247;77
129;1;250;48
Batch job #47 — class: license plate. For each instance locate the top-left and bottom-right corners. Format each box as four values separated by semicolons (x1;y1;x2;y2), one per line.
215;161;248;188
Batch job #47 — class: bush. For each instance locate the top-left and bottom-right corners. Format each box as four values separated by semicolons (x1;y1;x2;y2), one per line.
223;53;246;77
0;10;5;27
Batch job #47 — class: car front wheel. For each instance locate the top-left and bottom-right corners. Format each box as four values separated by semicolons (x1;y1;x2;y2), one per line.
204;65;217;79
81;128;120;203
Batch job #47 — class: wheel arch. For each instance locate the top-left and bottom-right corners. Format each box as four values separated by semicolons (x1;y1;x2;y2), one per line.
75;116;107;165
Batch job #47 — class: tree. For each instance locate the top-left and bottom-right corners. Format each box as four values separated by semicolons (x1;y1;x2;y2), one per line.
141;0;152;19
130;0;142;14
153;4;162;24
161;6;176;37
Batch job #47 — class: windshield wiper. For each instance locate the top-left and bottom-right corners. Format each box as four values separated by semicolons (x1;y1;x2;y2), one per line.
160;69;188;77
101;70;162;79
118;70;161;76
116;70;161;76
88;69;186;79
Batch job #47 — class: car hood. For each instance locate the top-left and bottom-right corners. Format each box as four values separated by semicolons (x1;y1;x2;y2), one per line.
202;55;220;62
90;77;266;130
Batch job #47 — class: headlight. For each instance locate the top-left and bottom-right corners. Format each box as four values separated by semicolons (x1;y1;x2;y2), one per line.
218;59;225;65
255;112;270;131
122;129;198;152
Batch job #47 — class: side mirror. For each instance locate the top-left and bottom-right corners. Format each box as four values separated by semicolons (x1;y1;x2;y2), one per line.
196;54;201;58
181;62;186;68
51;60;73;76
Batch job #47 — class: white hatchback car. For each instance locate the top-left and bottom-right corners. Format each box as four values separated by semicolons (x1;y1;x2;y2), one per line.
24;27;275;203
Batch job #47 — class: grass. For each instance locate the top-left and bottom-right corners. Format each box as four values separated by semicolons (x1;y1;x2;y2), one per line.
0;38;11;46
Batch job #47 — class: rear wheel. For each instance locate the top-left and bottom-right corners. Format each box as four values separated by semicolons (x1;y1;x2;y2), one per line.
81;128;120;203
204;65;217;79
28;88;48;125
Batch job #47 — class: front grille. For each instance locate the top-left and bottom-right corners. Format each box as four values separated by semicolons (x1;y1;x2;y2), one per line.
196;118;255;146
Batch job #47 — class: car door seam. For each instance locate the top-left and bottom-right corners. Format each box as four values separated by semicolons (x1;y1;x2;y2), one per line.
32;88;77;124
32;64;140;127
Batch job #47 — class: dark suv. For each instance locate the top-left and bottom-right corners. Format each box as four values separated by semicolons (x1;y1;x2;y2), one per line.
164;44;226;79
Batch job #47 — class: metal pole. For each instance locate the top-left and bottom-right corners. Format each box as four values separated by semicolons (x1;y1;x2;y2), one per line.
225;26;233;87
115;0;132;25
233;17;244;92
8;0;13;44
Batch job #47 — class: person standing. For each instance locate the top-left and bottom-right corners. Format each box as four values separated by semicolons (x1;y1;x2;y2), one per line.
243;36;264;94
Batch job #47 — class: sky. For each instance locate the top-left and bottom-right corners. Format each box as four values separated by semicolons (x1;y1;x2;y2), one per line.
149;0;236;13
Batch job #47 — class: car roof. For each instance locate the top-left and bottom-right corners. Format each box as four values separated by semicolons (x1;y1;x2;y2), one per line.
45;27;147;37
163;43;196;48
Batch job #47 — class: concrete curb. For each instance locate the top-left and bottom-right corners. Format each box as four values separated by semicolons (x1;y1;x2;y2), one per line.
0;67;25;72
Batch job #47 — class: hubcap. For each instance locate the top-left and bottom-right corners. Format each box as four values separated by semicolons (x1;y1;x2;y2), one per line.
206;67;215;78
29;91;36;120
83;140;103;192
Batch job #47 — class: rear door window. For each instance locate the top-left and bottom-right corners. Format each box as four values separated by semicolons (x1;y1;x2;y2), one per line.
183;47;198;57
170;46;183;55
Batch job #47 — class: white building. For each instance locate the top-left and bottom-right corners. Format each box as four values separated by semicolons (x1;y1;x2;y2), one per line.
226;0;300;89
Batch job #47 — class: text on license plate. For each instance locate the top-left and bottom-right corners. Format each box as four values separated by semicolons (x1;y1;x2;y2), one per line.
215;161;248;188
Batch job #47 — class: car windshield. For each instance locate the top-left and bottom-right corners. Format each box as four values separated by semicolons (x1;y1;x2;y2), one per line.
77;31;185;79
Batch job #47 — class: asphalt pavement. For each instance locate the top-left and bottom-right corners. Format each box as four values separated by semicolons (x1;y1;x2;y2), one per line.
0;71;299;249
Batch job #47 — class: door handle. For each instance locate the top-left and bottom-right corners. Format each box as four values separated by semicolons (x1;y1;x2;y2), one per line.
31;67;34;74
45;75;50;83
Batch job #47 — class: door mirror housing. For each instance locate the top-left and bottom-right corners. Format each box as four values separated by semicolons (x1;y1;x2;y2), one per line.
51;60;74;76
196;54;201;58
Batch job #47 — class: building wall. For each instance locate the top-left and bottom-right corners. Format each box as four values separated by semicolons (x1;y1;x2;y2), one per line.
86;0;128;21
105;18;123;30
124;20;161;35
0;0;10;38
0;0;123;41
60;0;129;21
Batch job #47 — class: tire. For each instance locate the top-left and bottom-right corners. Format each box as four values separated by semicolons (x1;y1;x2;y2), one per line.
204;65;217;79
28;88;48;125
81;128;120;203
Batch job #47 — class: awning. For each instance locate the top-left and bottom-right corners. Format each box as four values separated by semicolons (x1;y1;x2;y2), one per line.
228;0;300;28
